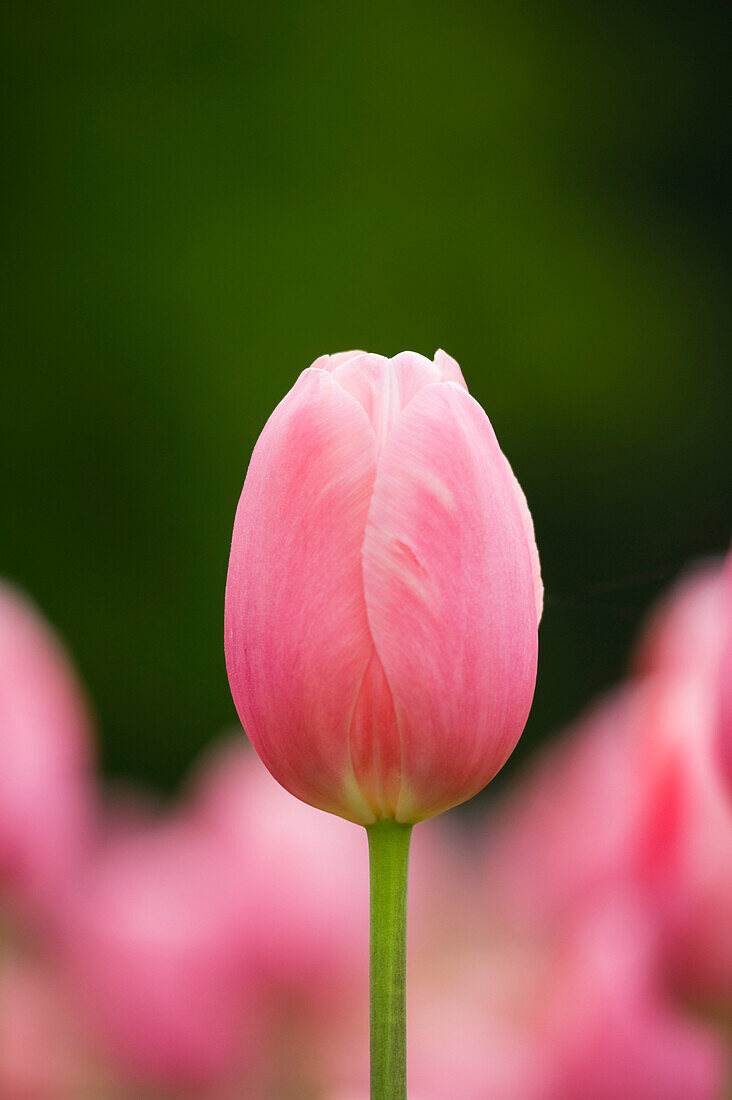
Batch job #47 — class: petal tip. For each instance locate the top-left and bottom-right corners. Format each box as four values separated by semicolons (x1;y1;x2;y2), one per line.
434;349;469;390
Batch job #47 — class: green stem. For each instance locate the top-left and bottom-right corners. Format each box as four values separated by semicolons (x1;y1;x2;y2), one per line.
367;819;413;1100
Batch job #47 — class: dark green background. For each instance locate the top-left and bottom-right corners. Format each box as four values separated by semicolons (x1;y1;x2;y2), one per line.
3;1;730;794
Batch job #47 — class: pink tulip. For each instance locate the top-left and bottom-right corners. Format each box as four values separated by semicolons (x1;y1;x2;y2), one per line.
629;558;732;1001
473;678;728;1096
630;670;732;1001
225;350;541;824
0;583;94;918
60;814;256;1092
632;552;732;804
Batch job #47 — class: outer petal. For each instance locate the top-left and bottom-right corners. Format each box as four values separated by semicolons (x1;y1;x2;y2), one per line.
362;382;538;821
225;368;378;823
503;456;543;622
434;348;468;390
309;350;366;371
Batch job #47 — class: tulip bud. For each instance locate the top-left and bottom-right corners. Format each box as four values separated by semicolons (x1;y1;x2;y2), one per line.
225;350;541;824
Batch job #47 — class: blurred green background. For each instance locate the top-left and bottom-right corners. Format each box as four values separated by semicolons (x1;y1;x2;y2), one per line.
2;1;730;795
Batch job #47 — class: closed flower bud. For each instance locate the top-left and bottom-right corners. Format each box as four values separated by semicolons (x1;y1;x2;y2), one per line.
225;351;541;824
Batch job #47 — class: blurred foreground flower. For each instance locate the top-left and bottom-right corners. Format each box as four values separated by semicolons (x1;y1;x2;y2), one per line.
631;554;732;1004
59;814;254;1095
718;557;732;790
189;737;368;1005
0;951;103;1100
0;583;94;923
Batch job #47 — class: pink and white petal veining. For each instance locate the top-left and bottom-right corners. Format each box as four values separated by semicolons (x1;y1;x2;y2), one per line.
225;368;379;824
362;382;538;822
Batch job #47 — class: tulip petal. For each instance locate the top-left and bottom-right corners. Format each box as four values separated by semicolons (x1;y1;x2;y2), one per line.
309;350;366;371
225;368;379;823
434;348;468;390
362;382;539;821
331;352;441;455
503;456;544;623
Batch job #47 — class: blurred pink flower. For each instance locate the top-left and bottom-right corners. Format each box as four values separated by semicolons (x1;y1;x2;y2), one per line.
482;555;732;1008
540;897;725;1100
189;737;368;1007
715;556;732;792
634;559;728;682
0;583;94;920
629;557;732;1002
225;349;541;824
59;814;258;1094
469;651;730;1097
479;687;646;935
405;945;549;1100
631;670;732;1001
0;951;102;1100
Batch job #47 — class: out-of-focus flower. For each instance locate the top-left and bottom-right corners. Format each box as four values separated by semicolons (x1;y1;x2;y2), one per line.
479;688;646;935
190;738;368;1004
630;556;732;1002
716;557;732;792
630;670;732;1002
471;643;730;1097
540;897;725;1100
0;951;103;1100
225;350;541;825
405;945;549;1100
0;583;94;919
634;559;728;683
59;814;258;1094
